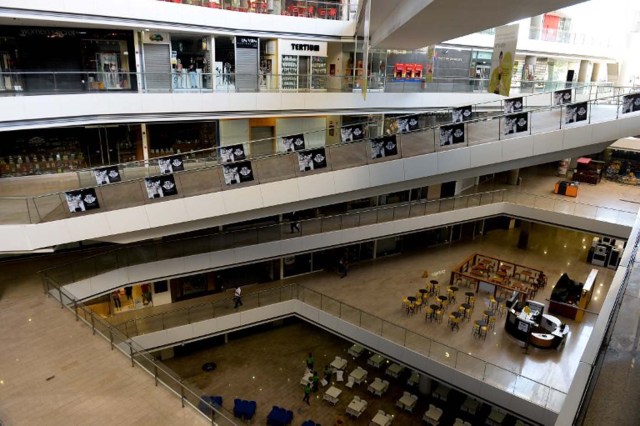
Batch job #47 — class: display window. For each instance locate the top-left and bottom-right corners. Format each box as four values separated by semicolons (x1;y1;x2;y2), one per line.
146;121;217;159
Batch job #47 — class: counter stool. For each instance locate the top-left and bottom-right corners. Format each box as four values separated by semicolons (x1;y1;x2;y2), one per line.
488;315;496;330
414;299;423;312
480;324;489;340
434;309;444;324
472;322;481;338
447;289;457;304
489;297;498;311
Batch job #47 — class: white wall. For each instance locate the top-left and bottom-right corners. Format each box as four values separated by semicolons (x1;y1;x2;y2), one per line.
276;117;327;150
219;119;249;150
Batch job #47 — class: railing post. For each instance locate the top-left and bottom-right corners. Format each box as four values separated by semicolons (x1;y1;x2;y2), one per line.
91;314;95;335
74;300;79;321
109;329;114;350
58;286;64;309
180;380;186;408
154;364;158;386
130;343;135;367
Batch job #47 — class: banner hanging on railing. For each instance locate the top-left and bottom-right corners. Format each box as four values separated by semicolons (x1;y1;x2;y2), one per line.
452;106;472;123
341;124;365;142
565;102;588;124
621;93;640;114
219;144;247;163
65;189;100;213
488;24;519;96
503;112;528;135
298;148;327;172
439;123;465;146
282;133;306;152
145;175;178;199
93;166;121;186
554;89;573;106
398;117;419;133
504;97;523;113
223;161;253;185
158;155;184;174
370;135;398;159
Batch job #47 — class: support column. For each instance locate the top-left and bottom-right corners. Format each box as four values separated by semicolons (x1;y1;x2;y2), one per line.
517;221;531;249
529;15;543;39
522;56;536;90
418;374;432;395
507;169;520;185
590;62;601;82
578;60;590;83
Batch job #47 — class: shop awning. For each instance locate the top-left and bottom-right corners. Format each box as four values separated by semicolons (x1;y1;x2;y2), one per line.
609;137;640;153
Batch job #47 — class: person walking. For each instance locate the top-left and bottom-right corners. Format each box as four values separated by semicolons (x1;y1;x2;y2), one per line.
111;290;122;310
289;211;300;233
305;352;314;371
311;371;319;392
233;286;243;308
302;383;311;405
338;256;349;278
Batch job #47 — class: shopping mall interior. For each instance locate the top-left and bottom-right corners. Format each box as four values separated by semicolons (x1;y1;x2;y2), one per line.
1;1;640;426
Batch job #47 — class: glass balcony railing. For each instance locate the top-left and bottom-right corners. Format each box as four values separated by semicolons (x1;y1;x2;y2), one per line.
528;27;613;49
1;84;637;226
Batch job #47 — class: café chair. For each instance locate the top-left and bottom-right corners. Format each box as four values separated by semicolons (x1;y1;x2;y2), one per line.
434;309;444;324
336;370;344;382
472;322;481;338
345;376;355;389
489;297;498;311
488;316;496;330
424;306;434;322
414;299;423;312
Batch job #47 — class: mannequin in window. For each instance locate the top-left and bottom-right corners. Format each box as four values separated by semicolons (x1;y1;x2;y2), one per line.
188;58;197;88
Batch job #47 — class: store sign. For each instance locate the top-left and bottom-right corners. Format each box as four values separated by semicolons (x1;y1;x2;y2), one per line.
279;39;327;57
236;37;259;49
19;28;78;38
144;32;170;44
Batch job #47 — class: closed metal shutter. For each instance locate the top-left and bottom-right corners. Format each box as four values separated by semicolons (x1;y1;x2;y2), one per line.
143;44;171;92
235;47;258;92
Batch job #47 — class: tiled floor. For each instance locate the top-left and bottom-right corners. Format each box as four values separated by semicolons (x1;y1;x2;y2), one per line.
1;164;639;425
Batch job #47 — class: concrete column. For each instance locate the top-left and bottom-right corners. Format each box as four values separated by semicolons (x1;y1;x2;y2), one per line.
529;15;543;39
418;374;432;395
590;63;601;82
507;169;520;185
617;33;640;85
522;56;536;90
578;60;590;83
517;221;531;249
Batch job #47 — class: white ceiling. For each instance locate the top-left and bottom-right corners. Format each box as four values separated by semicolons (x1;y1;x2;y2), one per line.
368;0;588;49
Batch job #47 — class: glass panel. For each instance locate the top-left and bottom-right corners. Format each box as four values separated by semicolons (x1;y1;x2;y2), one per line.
399;130;435;156
381;320;405;345
253;154;297;183
326;142;368;170
0;198;31;224
33;193;66;223
404;330;431;357
99;180;146;211
174;167;223;196
321;295;341;317
428;341;457;368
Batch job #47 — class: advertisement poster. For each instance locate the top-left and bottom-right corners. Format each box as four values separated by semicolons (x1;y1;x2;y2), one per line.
621;93;640;114
158;155;184;175
65;189;100;213
282;133;306;152
504;97;524;113
371;135;398;159
554;89;573;106
394;64;405;80
144;175;178;199
503;112;529;135
452;105;472;123
397;116;420;133
297;148;327;172
219;144;246;163
414;64;423;79
488;24;519;96
439;123;465;146
223;161;254;185
565;102;588;124
341;124;365;142
404;64;414;80
93;166;121;186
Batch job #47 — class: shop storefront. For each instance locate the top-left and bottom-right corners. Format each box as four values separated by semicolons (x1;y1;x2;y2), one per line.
0;26;136;93
278;39;328;91
386;50;428;91
146;121;218;159
170;34;213;90
0;125;142;177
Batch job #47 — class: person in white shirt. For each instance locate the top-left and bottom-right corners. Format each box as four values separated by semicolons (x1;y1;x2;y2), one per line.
234;286;243;308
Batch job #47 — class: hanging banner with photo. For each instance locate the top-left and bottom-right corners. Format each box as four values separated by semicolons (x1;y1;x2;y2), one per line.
488;24;519;96
65;189;100;213
282;133;306;152
554;89;573;106
452;105;472;123
565;102;588;124
341;124;365;142
223;161;254;185
439;123;465;146
219;144;246;163
503;112;529;135
297;147;327;172
93;166;121;186
503;97;523;113
397;116;420;133
144;175;178;199
621;93;640;114
370;135;398;159
158;155;184;175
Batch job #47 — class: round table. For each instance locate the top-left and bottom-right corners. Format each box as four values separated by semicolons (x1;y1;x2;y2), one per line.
408;296;417;302
430;280;439;285
429;304;440;320
465;291;475;303
461;303;472;318
437;295;448;308
474;320;488;339
419;289;428;295
482;310;495;324
449;311;462;330
448;286;459;292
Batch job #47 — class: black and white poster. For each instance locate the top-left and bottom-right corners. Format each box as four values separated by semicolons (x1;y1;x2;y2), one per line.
504;97;524;114
297;148;327;172
282;133;306;152
397;116;420;133
554;89;572;106
565;102;588;124
340;124;365;143
439;123;465;146
65;188;100;213
158;155;184;174
621;93;640;114
370;135;398;159
452;105;472;123
144;175;178;199
93;166;121;186
503;112;529;135
223;161;254;185
219;144;247;163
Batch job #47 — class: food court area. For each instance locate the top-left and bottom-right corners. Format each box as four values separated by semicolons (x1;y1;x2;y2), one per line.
160;222;618;425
